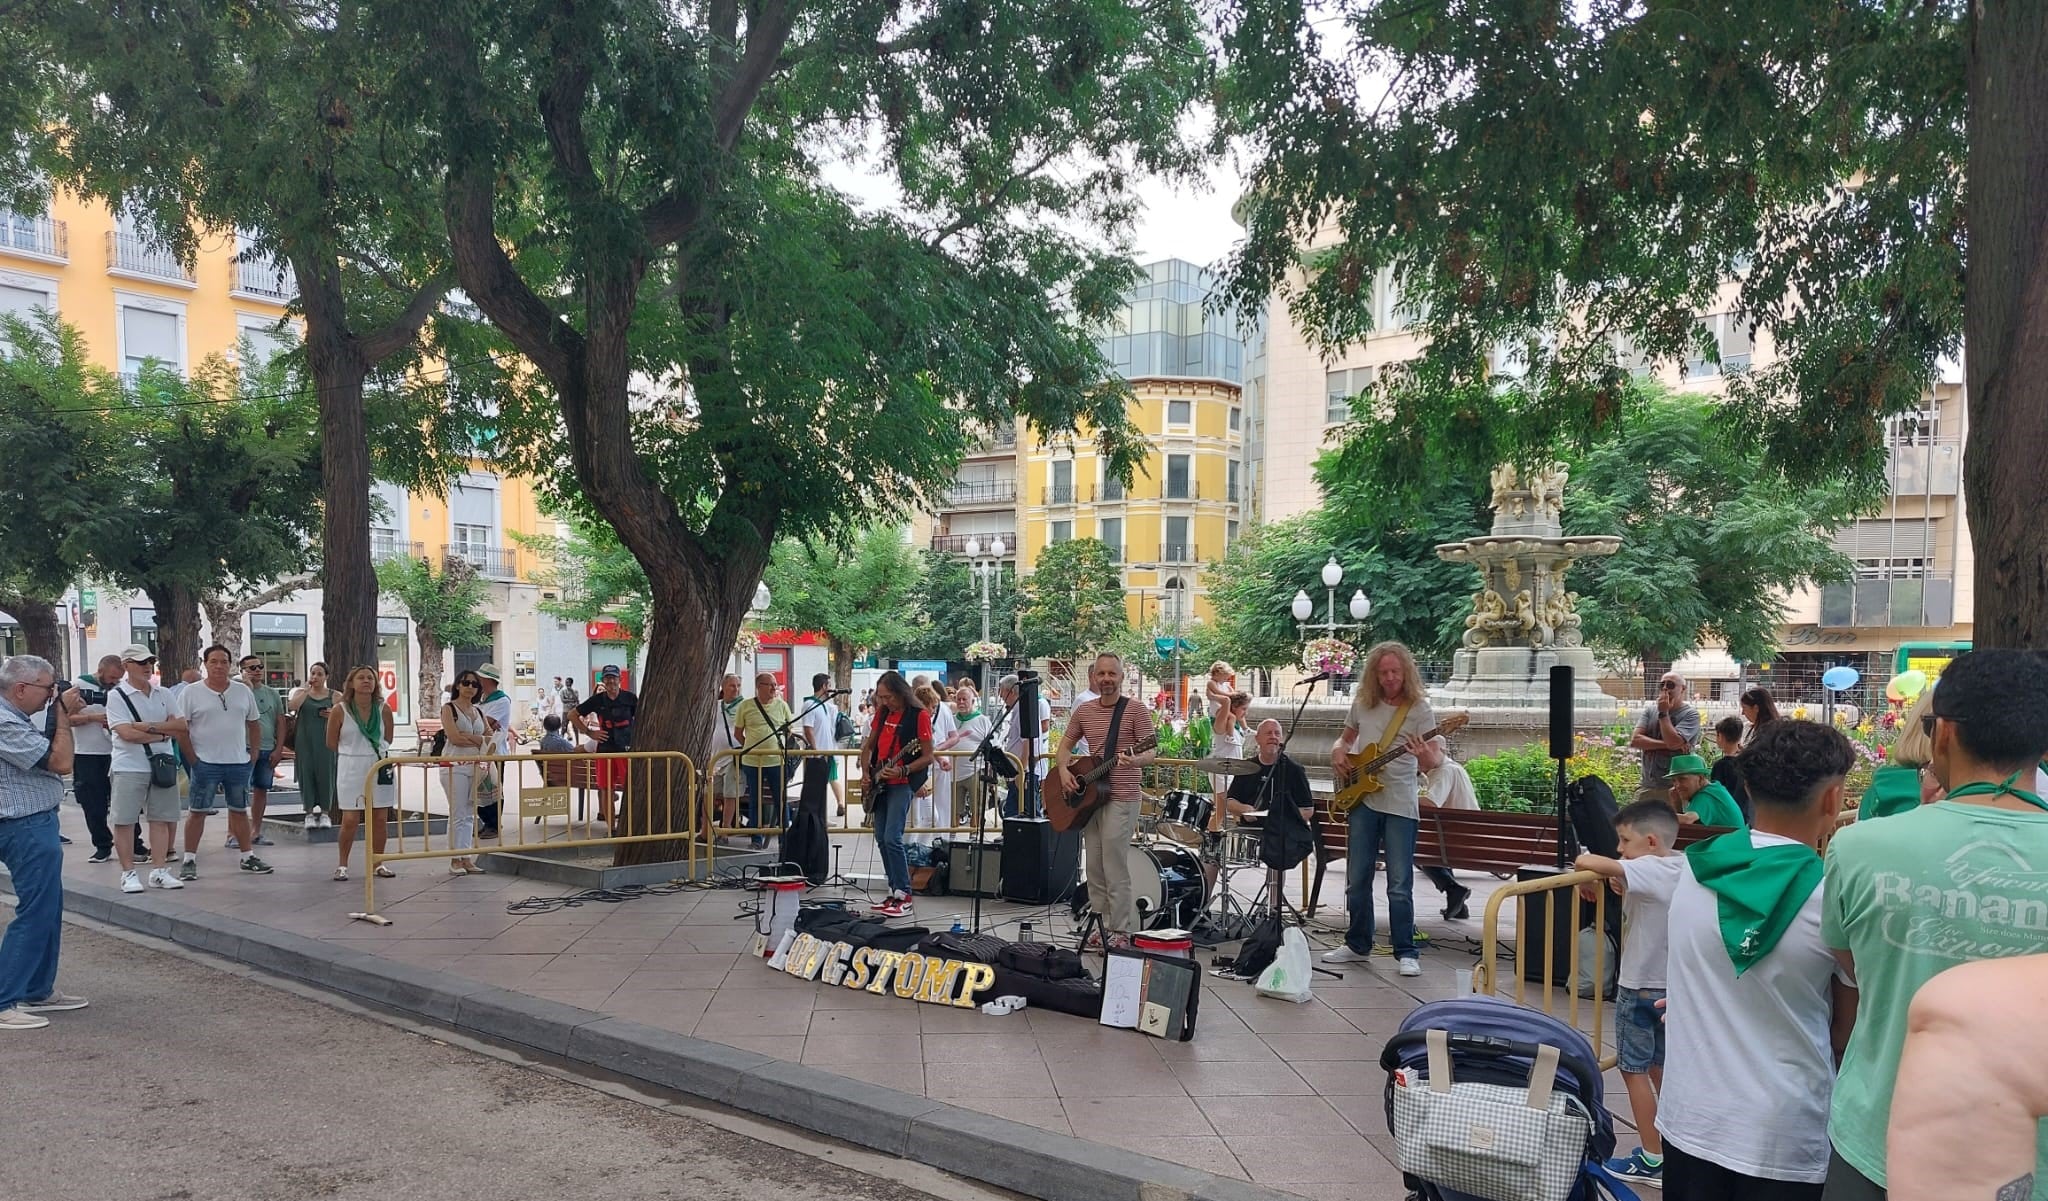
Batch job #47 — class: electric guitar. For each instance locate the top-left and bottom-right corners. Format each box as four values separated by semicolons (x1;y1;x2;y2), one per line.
1044;735;1161;832
1330;713;1471;815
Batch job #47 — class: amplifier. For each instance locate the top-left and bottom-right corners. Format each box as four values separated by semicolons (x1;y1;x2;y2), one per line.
1000;816;1080;904
948;839;1003;898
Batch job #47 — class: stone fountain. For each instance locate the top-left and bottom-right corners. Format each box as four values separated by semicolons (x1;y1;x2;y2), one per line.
1423;463;1621;751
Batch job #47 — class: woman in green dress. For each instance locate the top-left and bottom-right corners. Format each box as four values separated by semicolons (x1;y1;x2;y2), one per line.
289;661;340;827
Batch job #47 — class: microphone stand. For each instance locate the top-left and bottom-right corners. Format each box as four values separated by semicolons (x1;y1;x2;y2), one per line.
963;699;1014;936
1274;675;1346;978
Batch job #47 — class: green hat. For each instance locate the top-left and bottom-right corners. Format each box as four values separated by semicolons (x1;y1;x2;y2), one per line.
1665;753;1710;780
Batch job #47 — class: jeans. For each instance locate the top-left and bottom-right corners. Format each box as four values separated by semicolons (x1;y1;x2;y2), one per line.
872;782;913;896
742;763;790;831
1345;805;1419;957
185;759;252;814
73;753;114;853
0;808;64;1010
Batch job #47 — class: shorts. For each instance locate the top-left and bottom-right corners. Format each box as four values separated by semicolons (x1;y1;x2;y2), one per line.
1615;985;1667;1073
250;749;275;790
111;772;181;825
185;759;252;814
596;756;627;791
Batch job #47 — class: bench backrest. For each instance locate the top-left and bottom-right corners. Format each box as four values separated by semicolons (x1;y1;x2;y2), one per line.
1316;804;1734;874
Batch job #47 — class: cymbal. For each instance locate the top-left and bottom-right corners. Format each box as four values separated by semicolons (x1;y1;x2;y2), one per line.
1189;756;1261;775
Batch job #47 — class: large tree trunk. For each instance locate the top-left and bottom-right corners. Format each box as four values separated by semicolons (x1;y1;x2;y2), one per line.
1638;651;1673;700
200;575;319;659
1965;0;2048;650
144;582;203;679
0;591;66;667
830;635;854;692
415;628;445;720
305;337;379;673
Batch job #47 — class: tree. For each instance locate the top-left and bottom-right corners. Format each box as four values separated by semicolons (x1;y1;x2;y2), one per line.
1561;391;1860;690
375;556;489;720
0;312;111;664
760;528;923;689
372;2;1204;862
1019;538;1129;661
200;574;322;658
1215;0;2048;648
884;551;1022;664
14;2;483;670
519;516;653;665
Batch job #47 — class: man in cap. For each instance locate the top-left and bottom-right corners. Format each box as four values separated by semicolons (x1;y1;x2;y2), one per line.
103;646;185;892
475;664;513;838
1666;753;1747;828
576;665;638;823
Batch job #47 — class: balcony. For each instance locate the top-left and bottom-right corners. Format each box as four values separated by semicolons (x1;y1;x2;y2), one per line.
1044;483;1089;505
930;532;1015;555
1819;574;1954;628
944;479;1016;508
1164;482;1195;500
233;254;297;302
370;535;425;564
1100;478;1126;501
966;428;1017;457
446;544;518;580
0;211;66;261
1227;483;1240;503
1159;543;1200;563
1886;439;1962;496
106;231;196;285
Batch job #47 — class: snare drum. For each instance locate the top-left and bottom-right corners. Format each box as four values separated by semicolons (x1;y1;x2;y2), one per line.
1155;789;1213;847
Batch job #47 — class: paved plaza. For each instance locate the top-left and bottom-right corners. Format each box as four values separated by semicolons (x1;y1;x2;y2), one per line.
17;787;1645;1201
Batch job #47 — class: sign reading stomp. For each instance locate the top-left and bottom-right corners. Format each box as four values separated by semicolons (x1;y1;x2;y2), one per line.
776;933;998;1007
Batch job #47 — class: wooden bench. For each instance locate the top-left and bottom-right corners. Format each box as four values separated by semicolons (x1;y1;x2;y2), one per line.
1303;804;1732;917
538;756;608;821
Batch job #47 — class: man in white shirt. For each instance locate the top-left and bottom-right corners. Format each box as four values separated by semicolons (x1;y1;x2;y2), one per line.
175;645;271;879
68;654;148;864
105;646;185;891
798;673;843;815
1623;719;1859;1201
995;673;1051;820
1416;736;1478;919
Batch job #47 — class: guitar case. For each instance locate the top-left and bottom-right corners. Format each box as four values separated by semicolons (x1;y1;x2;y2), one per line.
777;754;834;885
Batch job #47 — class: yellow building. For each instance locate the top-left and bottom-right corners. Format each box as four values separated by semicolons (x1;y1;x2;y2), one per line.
0;191;567;723
1020;260;1249;629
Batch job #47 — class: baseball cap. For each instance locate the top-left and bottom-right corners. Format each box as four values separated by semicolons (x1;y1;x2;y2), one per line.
119;644;157;663
600;664;621;679
476;663;502;681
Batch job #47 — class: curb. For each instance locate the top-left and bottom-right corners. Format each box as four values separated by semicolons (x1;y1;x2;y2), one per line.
15;877;1302;1201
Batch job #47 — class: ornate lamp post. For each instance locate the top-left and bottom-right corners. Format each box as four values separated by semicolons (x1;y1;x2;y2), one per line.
743;580;771;679
1292;556;1371;687
963;536;1007;697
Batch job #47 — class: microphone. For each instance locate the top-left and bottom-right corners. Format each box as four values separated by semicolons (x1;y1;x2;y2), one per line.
1299;671;1336;684
824;688;852;696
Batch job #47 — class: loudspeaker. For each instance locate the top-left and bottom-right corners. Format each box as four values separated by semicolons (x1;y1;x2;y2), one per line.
1000;816;1080;904
948;838;1003;898
1516;865;1621;985
1548;665;1575;760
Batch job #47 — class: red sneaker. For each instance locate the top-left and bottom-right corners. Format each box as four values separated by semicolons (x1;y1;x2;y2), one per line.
872;895;913;919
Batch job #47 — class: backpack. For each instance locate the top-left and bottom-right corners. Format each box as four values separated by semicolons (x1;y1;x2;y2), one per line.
1565;774;1621;859
834;709;857;742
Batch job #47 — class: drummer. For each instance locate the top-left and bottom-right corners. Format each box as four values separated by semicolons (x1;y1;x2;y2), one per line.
1206;719;1314;891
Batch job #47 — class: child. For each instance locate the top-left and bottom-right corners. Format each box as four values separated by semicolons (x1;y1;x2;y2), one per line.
1665;753;1746;828
1709;715;1752;823
1575;800;1684;1182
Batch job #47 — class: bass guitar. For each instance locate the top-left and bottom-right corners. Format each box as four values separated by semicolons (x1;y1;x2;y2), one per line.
1044;735;1161;832
1330;713;1470;815
866;730;926;794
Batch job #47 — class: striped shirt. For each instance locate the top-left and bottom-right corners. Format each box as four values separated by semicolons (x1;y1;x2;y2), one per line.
1061;697;1156;800
0;699;63;821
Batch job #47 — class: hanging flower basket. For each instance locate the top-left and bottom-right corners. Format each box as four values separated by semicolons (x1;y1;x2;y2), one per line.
965;640;1008;664
1302;637;1357;677
734;629;761;654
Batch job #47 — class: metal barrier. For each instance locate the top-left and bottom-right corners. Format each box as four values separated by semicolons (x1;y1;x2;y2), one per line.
700;746;1022;841
354;750;698;920
1476;869;1615;1069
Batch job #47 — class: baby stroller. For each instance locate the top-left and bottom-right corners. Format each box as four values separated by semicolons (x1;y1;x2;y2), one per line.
1378;995;1639;1201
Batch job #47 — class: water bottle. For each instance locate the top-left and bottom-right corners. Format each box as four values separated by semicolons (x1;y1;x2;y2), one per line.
1018;921;1035;943
950;919;965;934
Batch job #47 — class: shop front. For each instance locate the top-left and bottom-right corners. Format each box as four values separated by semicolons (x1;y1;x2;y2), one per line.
375;615;413;726
248;612;308;691
585;620;634;691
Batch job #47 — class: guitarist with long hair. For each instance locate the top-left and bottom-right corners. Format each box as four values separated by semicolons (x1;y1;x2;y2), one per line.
865;671;935;918
1053;653;1158;947
1325;641;1442;976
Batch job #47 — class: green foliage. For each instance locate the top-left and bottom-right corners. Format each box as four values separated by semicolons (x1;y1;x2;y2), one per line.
1463;743;1556;814
884;551;1022;663
760;528;925;674
0;313;111;612
1560;388;1860;667
1215;0;1963;508
517;517;652;658
1147;713;1213;793
1020;538;1129;660
373;557;490;657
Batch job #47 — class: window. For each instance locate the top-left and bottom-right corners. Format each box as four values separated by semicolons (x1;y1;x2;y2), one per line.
1099;517;1122;562
1164;516;1191;561
1688;312;1755;378
119;303;184;377
1050;520;1072;544
1228;406;1240;432
1165;454;1191;500
1227;519;1239;548
1167;398;1192;427
1886;408;1941;446
1049;459;1075;504
0;277;57;355
1162;576;1189;622
237;317;292;371
129;609;159;657
451;523;493;554
1100;473;1125;501
1227;460;1241;504
1324;366;1374;424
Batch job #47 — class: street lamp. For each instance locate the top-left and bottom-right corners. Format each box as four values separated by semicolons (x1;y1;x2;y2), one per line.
963;536;1006;697
1294;556;1372;687
741;580;772;678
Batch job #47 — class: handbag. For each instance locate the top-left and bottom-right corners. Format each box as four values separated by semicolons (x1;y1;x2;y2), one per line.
346;699;395;786
834;710;857;743
116;686;180;789
1390;1030;1593;1201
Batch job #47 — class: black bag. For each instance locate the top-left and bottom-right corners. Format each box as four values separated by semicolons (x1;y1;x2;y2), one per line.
780;797;831;886
997;941;1089;981
1566;773;1622;859
1231;911;1286;980
429;729;448;757
834;710;857;742
115;687;180;789
920;930;1009;964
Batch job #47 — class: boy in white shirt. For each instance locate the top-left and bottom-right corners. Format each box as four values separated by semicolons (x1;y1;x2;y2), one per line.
1610;719;1859;1201
1575;800;1684;1182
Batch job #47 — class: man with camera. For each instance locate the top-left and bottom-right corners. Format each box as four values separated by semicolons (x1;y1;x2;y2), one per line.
0;654;89;1030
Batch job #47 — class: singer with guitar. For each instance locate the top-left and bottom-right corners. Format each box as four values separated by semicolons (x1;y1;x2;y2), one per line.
1053;652;1158;947
865;671;935;918
1325;641;1442;976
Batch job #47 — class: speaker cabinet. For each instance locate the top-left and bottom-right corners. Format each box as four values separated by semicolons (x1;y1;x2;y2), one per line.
1549;665;1576;760
999;816;1080;904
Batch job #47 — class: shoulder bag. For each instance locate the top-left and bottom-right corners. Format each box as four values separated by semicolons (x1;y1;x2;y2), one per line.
116;687;180;789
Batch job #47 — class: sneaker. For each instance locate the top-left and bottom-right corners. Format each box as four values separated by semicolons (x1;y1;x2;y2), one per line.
18;991;89;1013
1443;885;1472;921
178;860;197;882
0;1007;50;1031
252;835;275;847
872;896;912;918
149;868;185;890
120;870;144;894
1397;956;1422;977
58;833;72;845
240;855;274;874
225;836;242;850
86;848;114;864
1322;946;1370;964
1606;1149;1663;1181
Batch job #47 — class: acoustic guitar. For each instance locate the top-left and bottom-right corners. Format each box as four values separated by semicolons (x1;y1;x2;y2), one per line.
1330;713;1471;815
1044;735;1161;833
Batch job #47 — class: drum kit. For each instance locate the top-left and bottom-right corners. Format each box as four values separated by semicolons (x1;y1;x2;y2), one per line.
1071;753;1267;934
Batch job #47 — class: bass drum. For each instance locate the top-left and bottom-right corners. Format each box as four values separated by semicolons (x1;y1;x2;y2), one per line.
1071;843;1208;931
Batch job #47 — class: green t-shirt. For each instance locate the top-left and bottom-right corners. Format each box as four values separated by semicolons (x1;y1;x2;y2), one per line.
1822;800;2048;1194
1685;781;1745;829
1857;764;1924;820
735;697;795;768
252;685;283;753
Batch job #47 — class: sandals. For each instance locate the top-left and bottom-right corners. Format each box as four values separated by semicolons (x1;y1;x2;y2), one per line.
374;865;396;878
333;866;349;881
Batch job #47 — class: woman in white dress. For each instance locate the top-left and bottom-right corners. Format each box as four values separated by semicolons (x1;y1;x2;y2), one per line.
440;670;490;874
1208;691;1251;816
328;665;397;881
911;682;954;846
936;685;993;829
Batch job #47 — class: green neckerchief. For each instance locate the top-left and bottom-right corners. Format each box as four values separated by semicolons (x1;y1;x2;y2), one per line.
1687;781;1747;828
1860;764;1925;820
483;688;509;704
1945;766;2048;813
346;698;385;754
1685;832;1823;976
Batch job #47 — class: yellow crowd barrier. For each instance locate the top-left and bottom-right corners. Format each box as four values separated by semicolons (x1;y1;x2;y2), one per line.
701;746;1023;841
1476;868;1615;1069
354;750;698;920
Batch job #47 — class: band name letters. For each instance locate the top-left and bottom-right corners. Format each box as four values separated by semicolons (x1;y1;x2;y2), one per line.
778;933;997;1008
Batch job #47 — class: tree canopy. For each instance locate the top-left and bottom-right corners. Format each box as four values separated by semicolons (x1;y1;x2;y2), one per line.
882;550;1022;665
375;555;489;718
760;528;924;686
1019;538;1129;660
1214;0;2048;647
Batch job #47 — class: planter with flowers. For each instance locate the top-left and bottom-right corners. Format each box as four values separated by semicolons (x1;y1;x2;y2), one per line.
1301;637;1357;680
965;640;1008;664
